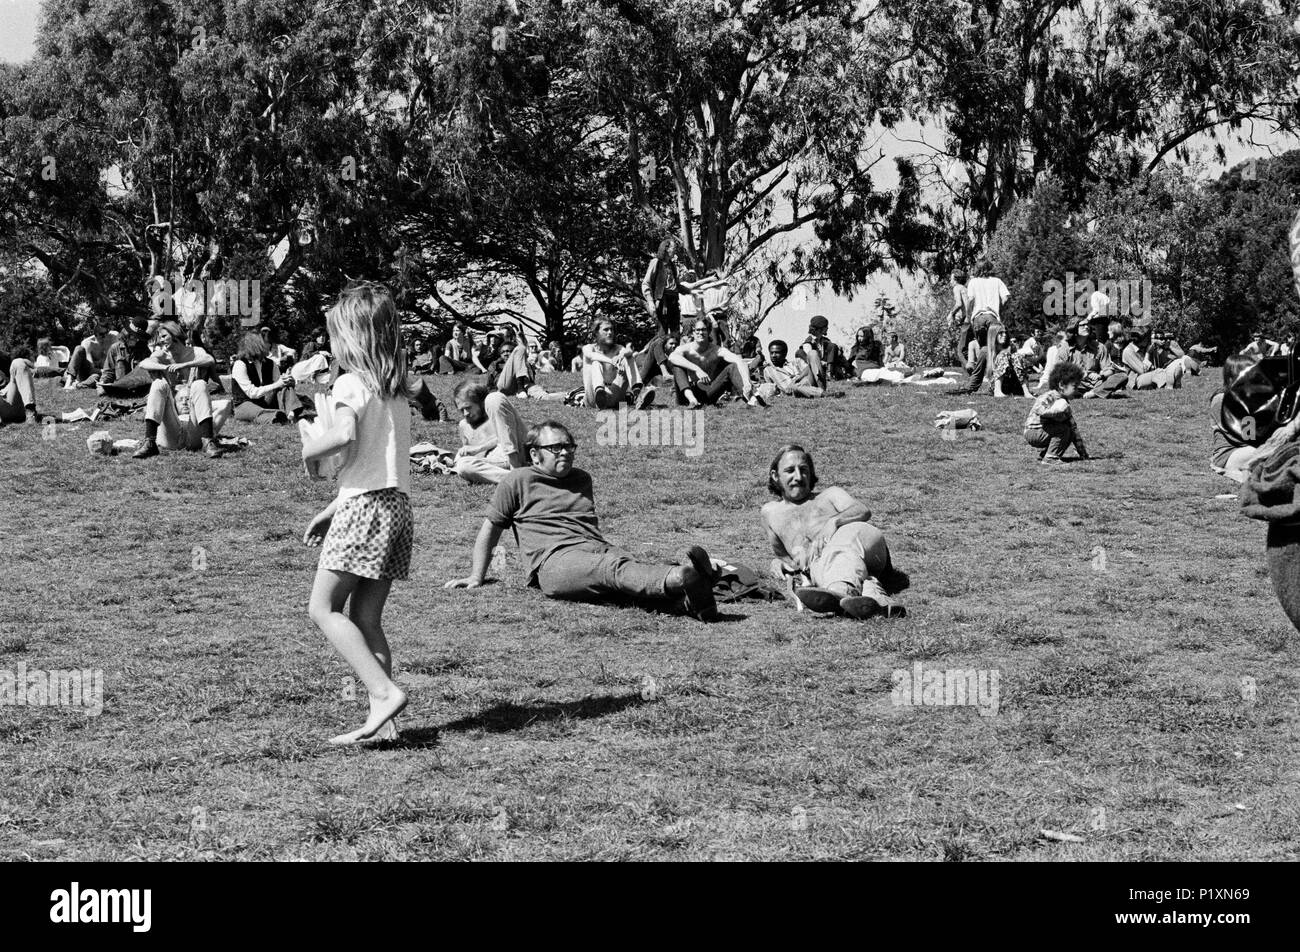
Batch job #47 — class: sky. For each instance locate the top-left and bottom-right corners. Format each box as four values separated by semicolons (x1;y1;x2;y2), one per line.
2;1;1295;338
0;0;41;64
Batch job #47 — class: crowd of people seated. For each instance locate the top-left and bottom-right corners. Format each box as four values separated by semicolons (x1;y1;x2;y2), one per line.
3;262;1288;503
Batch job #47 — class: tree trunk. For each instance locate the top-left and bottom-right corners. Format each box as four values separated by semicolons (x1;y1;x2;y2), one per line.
543;301;567;364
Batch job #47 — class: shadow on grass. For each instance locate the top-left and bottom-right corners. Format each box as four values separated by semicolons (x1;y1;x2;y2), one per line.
443;691;648;735
381;692;651;749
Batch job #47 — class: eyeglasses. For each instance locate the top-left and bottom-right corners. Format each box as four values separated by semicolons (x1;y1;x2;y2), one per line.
535;442;576;455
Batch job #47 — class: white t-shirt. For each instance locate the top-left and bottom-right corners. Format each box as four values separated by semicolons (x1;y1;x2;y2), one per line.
966;276;1009;318
458;391;528;466
332;372;411;499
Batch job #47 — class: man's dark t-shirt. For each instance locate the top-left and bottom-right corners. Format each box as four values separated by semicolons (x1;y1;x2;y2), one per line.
486;466;609;582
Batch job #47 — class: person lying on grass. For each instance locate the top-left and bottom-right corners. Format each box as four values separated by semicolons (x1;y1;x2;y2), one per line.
1023;361;1091;464
451;380;530;486
761;444;906;619
303;283;413;746
444;420;720;621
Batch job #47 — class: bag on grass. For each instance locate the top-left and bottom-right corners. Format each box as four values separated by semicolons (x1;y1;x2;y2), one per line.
710;559;785;603
86;430;115;456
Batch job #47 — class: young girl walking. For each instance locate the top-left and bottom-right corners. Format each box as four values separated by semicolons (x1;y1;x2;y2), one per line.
302;284;413;745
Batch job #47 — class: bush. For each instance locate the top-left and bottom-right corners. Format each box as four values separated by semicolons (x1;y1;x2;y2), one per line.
895;280;960;367
986;176;1092;337
0;269;76;354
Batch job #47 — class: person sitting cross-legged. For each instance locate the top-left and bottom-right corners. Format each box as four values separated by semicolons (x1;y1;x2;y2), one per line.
762;339;825;398
444;421;719;620
762;444;906;619
883;333;911;373
451;380;530;485
132;319;232;459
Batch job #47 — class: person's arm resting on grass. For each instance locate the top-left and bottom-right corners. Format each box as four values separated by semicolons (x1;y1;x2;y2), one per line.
444;520;506;588
446;470;522;588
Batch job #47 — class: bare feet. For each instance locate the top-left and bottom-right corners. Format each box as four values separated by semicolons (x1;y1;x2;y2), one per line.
329;688;408;746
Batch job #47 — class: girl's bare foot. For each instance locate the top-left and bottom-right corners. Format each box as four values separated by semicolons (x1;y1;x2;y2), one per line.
329;688;408;746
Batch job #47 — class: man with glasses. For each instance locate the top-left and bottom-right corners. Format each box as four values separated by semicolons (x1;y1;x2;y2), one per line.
668;316;766;408
445;420;720;621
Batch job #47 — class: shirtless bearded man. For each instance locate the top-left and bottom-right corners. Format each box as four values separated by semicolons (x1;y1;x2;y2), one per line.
761;444;906;619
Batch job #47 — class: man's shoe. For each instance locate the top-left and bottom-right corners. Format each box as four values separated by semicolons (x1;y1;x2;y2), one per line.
843;595;906;618
634;384;656;410
794;586;843;614
840;595;879;619
747;392;769;408
680;569;719;622
132;438;160;459
678;545;716;583
202;438;225;459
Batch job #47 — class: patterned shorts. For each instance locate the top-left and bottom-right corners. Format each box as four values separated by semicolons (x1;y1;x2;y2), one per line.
319;488;413;581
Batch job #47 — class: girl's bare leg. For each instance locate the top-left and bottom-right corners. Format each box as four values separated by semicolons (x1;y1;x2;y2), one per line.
350;577;400;741
308;569;406;745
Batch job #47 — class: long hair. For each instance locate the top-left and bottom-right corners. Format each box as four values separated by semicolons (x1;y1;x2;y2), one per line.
453;379;490;405
768;444;818;497
325;283;410;399
656;238;676;261
236;331;269;363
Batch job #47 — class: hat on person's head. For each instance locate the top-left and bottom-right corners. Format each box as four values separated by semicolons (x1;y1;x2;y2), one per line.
259;325;272;334
808;315;829;332
129;316;149;333
159;319;184;341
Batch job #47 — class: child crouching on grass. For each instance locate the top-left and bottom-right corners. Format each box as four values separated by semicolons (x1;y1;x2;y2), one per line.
302;283;413;746
1024;361;1091;464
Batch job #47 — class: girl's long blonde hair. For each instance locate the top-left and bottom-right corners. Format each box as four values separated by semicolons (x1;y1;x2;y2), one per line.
326;283;410;399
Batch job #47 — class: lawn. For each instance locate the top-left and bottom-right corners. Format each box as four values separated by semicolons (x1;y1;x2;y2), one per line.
1;369;1297;861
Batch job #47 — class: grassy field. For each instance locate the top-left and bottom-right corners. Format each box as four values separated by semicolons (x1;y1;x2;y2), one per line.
1;368;1297;861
